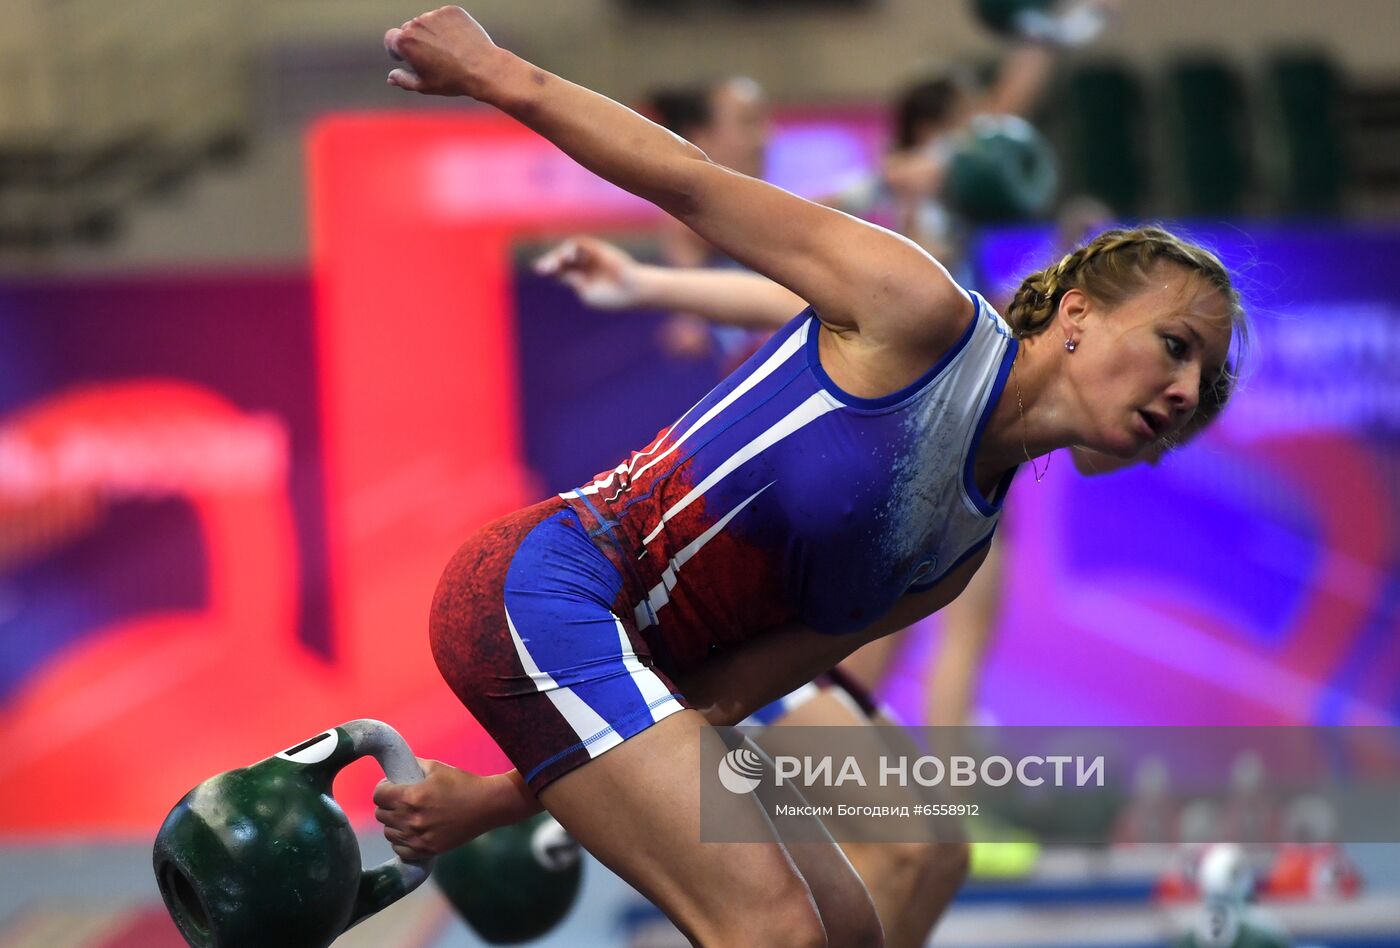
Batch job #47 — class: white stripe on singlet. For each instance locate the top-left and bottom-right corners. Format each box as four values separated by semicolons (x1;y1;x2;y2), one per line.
634;481;775;630
574;320;811;499
640;389;838;549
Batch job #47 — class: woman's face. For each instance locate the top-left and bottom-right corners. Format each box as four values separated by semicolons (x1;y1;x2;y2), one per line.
1063;264;1233;459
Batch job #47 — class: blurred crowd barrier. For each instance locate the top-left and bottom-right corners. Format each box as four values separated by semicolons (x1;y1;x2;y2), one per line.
0;0;250;248
1;1;1399;254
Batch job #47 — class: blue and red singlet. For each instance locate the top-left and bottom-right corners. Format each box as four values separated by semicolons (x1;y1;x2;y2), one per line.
429;291;1017;788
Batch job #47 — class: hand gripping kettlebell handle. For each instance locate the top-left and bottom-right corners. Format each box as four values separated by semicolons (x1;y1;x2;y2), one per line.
339;719;434;927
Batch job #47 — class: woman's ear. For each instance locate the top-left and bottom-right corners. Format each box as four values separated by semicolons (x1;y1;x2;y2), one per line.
1056;287;1092;336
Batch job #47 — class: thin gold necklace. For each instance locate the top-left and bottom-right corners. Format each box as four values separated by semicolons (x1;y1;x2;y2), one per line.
1012;354;1050;483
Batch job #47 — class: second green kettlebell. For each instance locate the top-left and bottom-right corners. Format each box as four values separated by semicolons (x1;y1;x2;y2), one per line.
434;811;583;944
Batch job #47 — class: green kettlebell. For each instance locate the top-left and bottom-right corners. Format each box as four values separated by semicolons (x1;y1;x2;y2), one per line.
434;812;583;944
153;719;433;948
971;0;1058;37
944;114;1058;223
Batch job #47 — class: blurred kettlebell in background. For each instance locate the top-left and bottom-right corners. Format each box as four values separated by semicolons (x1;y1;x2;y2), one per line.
434;811;584;944
944;114;1059;223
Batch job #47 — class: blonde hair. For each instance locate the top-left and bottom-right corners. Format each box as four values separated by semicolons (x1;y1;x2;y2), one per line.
1006;225;1249;445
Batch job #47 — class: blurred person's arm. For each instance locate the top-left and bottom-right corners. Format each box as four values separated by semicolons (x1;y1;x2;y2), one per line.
975;43;1057;119
535;236;807;330
885;152;959;264
975;0;1120;119
926;536;1003;726
821;147;958;264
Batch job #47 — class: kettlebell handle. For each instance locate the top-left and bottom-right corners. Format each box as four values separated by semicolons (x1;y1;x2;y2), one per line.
342;718;427;788
337;719;435;929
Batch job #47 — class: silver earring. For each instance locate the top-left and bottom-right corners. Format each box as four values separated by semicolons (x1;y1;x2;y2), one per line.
1064;339;1077;352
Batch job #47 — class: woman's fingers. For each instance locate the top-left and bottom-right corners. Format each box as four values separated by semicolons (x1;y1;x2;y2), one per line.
387;68;424;91
534;240;581;276
384;8;498;97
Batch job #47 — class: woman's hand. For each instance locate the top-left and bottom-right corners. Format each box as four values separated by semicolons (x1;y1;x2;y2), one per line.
373;759;538;861
385;6;504;98
534;237;644;310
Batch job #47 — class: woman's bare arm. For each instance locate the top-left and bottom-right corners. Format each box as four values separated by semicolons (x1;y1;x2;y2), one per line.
629;266;808;329
385;8;968;351
535;236;807;330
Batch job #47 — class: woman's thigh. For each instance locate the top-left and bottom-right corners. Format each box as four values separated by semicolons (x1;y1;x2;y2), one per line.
539;709;857;948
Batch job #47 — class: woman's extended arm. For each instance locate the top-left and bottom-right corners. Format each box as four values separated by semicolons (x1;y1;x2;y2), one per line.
535;236;807;330
385;8;967;350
